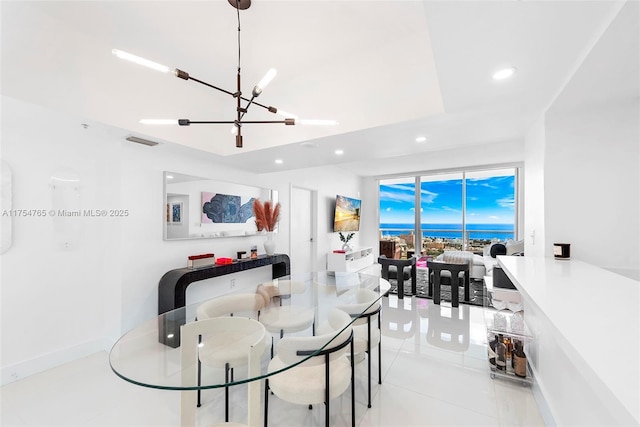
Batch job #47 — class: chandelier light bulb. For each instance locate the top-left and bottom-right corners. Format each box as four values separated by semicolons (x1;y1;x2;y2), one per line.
139;119;178;125
112;49;170;73
276;109;298;119
257;68;277;90
298;119;339;126
253;68;277;96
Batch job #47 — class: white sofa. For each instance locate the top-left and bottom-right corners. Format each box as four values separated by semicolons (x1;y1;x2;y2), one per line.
482;239;525;276
436;239;525;280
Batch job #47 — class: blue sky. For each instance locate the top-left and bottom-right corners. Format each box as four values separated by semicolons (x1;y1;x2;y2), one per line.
380;174;515;224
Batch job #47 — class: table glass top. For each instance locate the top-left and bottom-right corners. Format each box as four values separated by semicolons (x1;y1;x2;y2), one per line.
109;271;390;390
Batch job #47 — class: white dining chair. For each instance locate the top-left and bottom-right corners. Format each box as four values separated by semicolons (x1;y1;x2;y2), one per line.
180;316;266;427
264;308;355;427
336;287;382;408
256;280;315;358
194;293;267;422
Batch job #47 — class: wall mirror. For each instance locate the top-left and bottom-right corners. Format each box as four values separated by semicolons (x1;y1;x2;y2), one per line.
163;171;278;240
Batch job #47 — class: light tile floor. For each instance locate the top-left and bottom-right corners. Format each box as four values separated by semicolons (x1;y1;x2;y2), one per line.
1;295;545;426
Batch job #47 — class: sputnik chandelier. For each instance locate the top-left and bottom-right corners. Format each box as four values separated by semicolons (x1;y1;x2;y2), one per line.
113;0;336;148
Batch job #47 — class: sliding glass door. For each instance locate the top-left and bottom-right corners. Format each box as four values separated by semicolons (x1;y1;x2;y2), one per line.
379;177;416;257
379;167;517;258
465;169;515;252
420;173;464;254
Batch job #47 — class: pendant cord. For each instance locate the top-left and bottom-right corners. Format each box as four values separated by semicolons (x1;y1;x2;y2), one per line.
236;1;241;73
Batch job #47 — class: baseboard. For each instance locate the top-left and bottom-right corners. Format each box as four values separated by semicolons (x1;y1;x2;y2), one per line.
1;338;109;386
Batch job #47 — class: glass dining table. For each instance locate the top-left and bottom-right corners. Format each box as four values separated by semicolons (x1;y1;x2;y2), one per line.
109;271;391;427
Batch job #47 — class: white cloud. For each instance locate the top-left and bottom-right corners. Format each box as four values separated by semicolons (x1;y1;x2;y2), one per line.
497;197;514;207
420;188;438;203
379;188;415;203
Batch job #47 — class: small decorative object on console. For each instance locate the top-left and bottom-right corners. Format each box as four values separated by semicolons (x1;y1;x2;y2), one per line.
553;242;571;259
339;232;354;251
188;253;215;268
215;257;233;265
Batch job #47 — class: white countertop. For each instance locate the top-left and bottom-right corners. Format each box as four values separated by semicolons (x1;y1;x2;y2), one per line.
498;256;639;423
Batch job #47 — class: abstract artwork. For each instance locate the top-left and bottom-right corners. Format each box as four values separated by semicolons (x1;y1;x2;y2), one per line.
202;192;255;224
167;202;183;224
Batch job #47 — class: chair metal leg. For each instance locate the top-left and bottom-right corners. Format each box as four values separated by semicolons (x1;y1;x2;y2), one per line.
351;340;355;427
225;362;230;422
264;379;269;427
378;314;382;385
367;320;372;408
197;358;202;407
325;353;330;427
197;335;202;407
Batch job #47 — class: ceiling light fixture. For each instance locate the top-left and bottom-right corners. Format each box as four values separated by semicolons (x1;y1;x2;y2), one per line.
113;0;336;148
335;149;344;155
415;136;427;143
492;66;517;81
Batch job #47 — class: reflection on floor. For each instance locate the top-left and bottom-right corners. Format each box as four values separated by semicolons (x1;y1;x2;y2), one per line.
0;295;545;426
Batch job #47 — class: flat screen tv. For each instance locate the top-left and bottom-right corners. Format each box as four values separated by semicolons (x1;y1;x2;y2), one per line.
333;194;361;232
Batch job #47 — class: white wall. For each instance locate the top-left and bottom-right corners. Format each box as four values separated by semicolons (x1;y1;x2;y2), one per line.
538;0;639;277
544;100;639;273
523;116;546;258
521;2;639;425
0;96;365;384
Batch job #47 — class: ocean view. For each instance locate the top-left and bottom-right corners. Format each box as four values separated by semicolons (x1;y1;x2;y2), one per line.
380;223;514;240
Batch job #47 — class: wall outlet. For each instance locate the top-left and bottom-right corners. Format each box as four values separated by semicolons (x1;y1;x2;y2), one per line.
230;279;235;288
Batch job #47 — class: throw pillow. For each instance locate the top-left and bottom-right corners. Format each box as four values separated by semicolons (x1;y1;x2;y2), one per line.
483;239;503;256
506;239;525;256
490;243;507;258
442;250;474;266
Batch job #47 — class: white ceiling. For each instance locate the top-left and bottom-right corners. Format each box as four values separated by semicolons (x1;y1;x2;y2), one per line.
0;0;632;176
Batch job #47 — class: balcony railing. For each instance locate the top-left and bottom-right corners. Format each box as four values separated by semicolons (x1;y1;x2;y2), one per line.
379;227;515;256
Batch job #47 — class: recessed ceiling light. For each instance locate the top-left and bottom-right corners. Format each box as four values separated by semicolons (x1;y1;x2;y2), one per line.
275;159;283;164
335;149;344;155
492;67;517;81
416;136;427;143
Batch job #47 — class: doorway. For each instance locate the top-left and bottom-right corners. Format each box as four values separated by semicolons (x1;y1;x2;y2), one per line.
290;186;317;273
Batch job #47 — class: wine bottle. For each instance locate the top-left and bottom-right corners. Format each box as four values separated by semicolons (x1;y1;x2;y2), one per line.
503;336;512;363
496;334;507;371
514;340;527;378
488;335;498;367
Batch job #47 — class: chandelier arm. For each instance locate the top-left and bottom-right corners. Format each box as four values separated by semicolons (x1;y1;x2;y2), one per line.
187;76;236;97
186;120;293;125
180;73;276;114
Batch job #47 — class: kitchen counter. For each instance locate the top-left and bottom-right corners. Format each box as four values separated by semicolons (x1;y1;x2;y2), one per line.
498;256;639;425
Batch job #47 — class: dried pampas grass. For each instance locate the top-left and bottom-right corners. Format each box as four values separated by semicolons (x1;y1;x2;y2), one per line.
253;199;280;232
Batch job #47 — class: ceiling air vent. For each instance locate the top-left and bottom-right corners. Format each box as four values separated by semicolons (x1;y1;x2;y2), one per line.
126;136;159;147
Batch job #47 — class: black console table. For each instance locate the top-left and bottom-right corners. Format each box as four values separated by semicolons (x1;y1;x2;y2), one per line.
157;254;290;347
